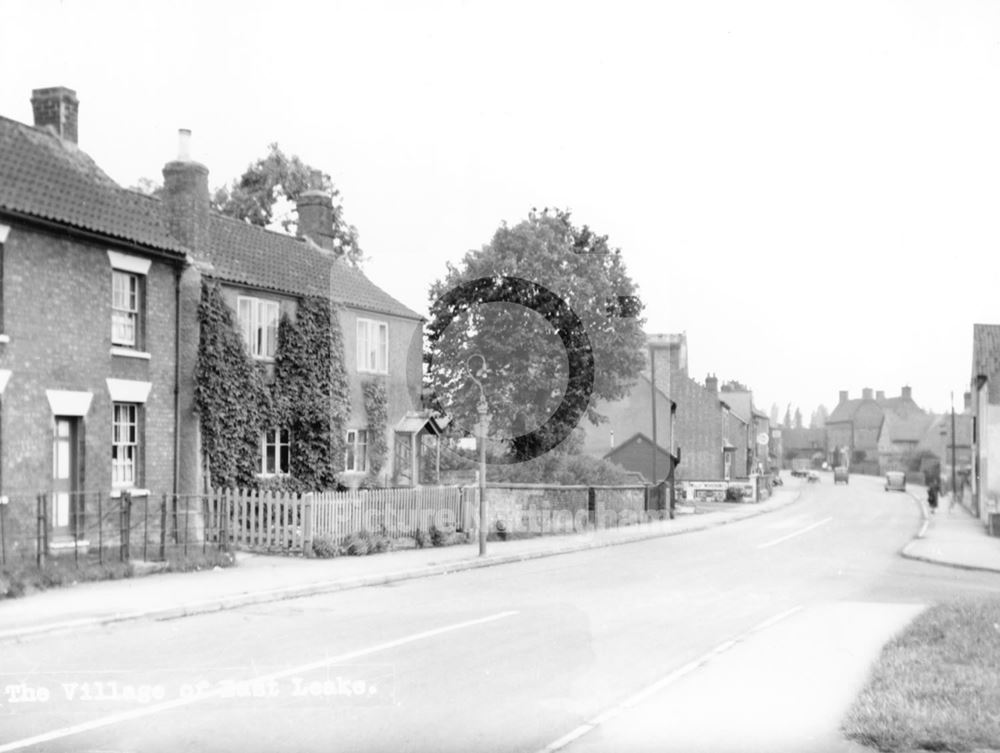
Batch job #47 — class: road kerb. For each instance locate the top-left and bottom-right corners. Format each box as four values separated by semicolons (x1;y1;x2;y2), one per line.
0;490;803;643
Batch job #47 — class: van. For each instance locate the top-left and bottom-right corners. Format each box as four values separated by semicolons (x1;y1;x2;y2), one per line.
885;471;906;492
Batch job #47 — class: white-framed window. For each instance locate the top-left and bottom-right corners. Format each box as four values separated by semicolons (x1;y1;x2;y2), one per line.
357;318;388;373
238;296;280;359
345;429;369;472
261;428;290;476
112;402;139;488
112;270;140;347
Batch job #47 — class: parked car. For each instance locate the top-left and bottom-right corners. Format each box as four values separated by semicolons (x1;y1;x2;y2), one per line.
833;466;849;484
807;470;820;483
885;471;906;492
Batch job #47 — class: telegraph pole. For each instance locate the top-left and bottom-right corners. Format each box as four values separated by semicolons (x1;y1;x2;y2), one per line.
951;391;958;506
467;355;490;557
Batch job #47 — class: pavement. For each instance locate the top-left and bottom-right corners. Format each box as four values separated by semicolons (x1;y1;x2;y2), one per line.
0;483;803;642
901;488;1000;573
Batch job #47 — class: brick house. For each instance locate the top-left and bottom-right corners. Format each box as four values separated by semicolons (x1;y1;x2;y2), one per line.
182;164;427;488
971;323;1000;521
0;88;200;549
827;386;932;475
647;334;741;481
0;86;432;554
578;371;677;483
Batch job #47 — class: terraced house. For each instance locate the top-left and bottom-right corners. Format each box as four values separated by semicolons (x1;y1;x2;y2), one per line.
0;86;428;553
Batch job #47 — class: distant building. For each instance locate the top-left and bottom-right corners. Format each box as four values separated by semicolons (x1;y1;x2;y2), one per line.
971;323;1000;521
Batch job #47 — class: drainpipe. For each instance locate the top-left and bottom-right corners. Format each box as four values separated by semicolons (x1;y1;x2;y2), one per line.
173;265;182;497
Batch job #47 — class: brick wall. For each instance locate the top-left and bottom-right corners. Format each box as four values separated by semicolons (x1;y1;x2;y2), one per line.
648;344;725;480
0;220;184;532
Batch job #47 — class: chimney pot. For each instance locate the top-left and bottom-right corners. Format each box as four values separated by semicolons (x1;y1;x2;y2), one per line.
177;128;192;161
31;86;79;144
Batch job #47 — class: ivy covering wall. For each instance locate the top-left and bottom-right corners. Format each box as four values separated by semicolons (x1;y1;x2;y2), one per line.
195;281;351;491
362;378;389;481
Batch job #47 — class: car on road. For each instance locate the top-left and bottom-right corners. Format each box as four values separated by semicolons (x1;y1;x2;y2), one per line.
833;466;849;484
885;471;906;492
807;470;820;483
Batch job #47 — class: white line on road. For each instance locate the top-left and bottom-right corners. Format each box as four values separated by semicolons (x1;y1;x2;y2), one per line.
0;610;519;752
756;517;834;549
534;605;804;753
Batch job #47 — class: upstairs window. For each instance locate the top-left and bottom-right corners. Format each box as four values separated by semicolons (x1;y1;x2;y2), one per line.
107;251;150;353
345;429;369;472
238;296;279;360
112;271;140;347
357;319;388;373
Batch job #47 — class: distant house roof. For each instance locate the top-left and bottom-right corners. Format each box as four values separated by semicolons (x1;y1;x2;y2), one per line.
883;412;933;444
918;414;974;450
828;399;885;431
720;390;752;424
0;115;186;256
973;323;1000;404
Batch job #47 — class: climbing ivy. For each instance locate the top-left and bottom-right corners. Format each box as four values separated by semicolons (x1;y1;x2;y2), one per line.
195;282;351;492
272;297;351;490
195;282;269;488
362;379;389;482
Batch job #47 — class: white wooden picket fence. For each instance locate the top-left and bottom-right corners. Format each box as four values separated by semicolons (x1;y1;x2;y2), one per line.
205;486;469;555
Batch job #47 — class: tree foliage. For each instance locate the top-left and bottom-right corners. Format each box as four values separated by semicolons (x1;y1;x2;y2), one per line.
211;143;363;266
425;208;646;462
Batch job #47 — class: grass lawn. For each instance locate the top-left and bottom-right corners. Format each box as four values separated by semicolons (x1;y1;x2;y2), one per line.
843;596;1000;752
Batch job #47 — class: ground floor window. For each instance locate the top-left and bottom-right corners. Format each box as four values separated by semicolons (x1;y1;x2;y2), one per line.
112;403;140;487
261;428;291;475
345;429;369;472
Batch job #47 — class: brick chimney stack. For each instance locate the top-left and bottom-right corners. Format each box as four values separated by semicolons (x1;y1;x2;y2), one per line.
31;86;79;144
862;387;874;400
902;385;912;401
964;391;971;413
162;129;210;253
296;171;336;252
839;390;848;404
705;373;718;393
876;390;886;401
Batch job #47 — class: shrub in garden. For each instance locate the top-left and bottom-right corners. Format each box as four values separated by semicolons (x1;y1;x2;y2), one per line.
413;528;433;548
312;534;342;558
724;486;743;502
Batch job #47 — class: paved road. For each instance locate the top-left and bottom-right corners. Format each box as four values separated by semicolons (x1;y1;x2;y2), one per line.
1;475;998;752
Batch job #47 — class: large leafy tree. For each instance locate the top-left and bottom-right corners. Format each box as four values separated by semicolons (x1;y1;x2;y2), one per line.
426;208;646;462
212;143;364;266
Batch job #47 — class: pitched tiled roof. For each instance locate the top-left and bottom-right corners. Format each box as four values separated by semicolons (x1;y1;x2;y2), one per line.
973;324;1000;404
204;214;422;320
1;113;423;319
828;399;864;423
781;427;826;452
883;412;933;444
0;116;186;255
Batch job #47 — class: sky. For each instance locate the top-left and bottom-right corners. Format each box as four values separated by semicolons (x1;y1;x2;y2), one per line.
2;0;998;418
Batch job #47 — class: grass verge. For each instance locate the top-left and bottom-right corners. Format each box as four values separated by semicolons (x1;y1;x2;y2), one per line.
842;596;1000;752
0;550;236;600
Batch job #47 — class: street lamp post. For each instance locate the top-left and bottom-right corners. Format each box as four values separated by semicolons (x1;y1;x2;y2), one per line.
467;355;490;557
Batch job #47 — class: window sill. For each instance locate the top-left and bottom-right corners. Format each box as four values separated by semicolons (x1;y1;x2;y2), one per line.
111;347;151;360
256;473;290;479
111;488;150;498
357;369;388;376
0;334;9;344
